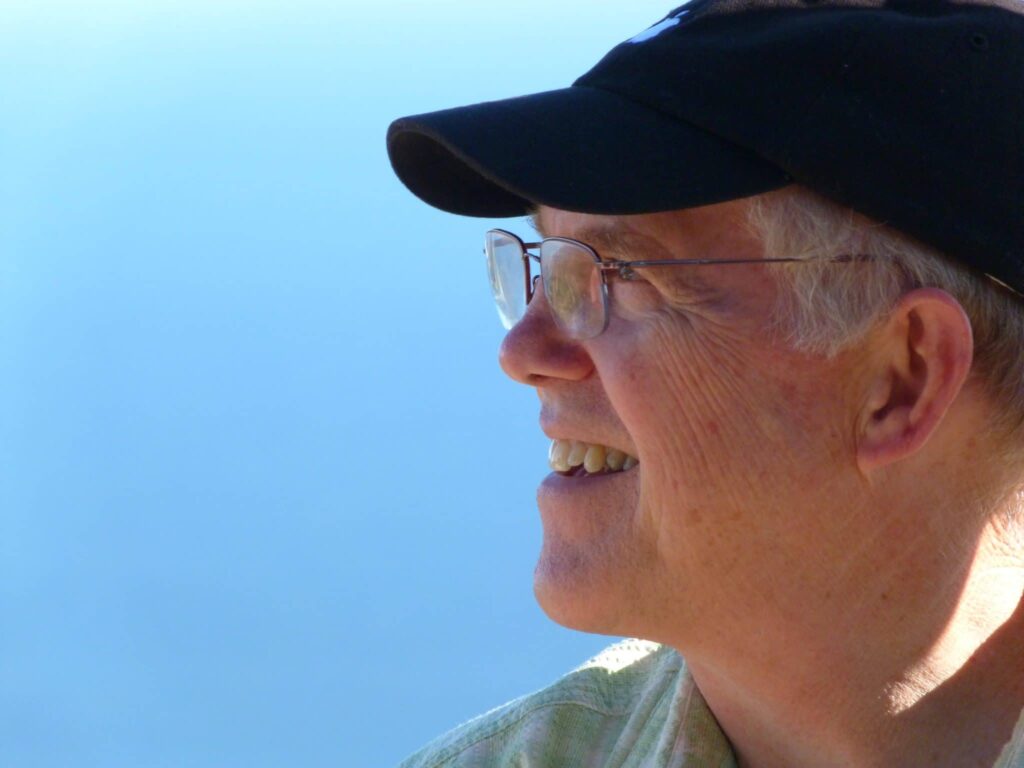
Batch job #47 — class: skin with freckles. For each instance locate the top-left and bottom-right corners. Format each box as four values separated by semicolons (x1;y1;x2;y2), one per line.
499;194;1024;768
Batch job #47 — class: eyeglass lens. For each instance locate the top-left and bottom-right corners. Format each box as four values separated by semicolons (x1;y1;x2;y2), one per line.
485;230;609;340
485;230;529;330
539;239;607;339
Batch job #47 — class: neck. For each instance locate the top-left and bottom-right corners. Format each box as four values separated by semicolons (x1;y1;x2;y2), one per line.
682;519;1024;768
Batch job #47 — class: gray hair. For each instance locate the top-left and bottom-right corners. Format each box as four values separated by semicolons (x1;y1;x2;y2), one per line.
746;186;1024;442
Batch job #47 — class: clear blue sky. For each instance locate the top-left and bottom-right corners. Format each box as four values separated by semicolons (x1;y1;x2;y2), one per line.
0;2;677;765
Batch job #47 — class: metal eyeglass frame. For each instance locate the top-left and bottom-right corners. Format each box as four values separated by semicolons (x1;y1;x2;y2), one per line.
487;228;866;339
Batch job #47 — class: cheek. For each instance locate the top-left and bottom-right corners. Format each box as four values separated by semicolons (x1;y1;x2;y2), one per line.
601;315;825;507
613;316;754;450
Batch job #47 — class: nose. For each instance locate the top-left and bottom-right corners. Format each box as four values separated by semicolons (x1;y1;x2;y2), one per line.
498;282;594;386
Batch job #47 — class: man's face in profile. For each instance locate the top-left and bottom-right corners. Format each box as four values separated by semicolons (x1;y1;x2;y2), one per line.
504;200;867;648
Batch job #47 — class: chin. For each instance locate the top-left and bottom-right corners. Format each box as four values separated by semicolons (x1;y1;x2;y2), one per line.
531;542;639;637
532;470;653;636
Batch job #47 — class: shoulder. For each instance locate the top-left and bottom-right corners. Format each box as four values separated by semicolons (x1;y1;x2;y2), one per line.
995;706;1024;768
397;639;687;768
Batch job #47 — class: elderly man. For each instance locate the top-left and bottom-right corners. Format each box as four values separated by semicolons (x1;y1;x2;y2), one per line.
386;1;1024;766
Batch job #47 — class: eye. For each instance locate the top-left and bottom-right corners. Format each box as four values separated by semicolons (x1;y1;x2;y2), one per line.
607;269;667;318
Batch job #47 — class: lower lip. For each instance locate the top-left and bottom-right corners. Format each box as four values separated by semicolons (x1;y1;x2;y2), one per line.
539;466;637;495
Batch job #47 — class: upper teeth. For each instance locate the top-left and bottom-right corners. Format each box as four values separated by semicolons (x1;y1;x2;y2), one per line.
548;439;639;474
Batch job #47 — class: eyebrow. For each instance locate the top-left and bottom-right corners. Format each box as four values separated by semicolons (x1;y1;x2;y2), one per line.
527;214;668;261
526;212;550;245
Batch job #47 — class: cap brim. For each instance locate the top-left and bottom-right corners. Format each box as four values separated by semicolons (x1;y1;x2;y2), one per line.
386;85;791;218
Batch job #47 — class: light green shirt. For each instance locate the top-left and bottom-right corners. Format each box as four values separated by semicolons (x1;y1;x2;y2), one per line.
399;638;1024;768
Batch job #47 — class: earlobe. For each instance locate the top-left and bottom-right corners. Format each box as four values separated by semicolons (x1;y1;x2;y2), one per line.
856;289;974;474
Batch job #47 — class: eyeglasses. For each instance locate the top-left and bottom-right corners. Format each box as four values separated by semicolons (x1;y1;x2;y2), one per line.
485;228;863;340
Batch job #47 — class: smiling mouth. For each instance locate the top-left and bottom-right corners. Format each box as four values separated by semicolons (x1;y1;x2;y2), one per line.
548;439;639;477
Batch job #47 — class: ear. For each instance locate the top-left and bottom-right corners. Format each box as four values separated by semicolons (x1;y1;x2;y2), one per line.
857;288;974;473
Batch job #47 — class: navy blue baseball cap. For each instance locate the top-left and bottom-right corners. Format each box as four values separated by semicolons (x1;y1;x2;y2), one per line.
387;0;1024;294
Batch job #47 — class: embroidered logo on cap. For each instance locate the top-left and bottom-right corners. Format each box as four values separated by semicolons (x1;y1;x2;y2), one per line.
627;4;694;44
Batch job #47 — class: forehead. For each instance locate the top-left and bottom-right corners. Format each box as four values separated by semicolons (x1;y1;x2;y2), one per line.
531;200;759;259
530;210;643;253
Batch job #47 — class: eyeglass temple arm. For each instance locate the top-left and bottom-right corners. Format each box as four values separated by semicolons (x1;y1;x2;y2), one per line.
600;254;868;278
